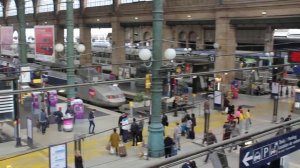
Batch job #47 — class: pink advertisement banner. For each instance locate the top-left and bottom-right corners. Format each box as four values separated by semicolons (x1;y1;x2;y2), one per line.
34;25;55;62
0;26;14;55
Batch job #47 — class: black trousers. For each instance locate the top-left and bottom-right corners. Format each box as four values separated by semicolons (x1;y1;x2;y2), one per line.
89;121;95;133
132;132;138;146
41;122;46;134
57;123;62;131
165;147;172;158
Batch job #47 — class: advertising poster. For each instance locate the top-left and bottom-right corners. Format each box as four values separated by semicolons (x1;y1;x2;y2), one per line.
49;144;67;168
34;25;55;62
0;26;14;55
48;90;58;107
71;99;84;119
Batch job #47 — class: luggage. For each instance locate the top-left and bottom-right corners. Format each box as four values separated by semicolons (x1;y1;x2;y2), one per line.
189;131;195;139
118;144;127;157
171;146;177;156
105;143;111;151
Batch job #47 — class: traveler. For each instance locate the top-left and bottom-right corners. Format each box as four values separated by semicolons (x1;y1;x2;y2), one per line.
88;109;96;134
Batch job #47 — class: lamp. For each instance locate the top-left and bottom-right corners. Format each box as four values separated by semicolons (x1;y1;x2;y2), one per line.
55;43;85;61
164;48;176;60
55;43;64;53
213;42;220;49
184;48;192;52
76;44;86;53
139;48;176;67
138;48;152;61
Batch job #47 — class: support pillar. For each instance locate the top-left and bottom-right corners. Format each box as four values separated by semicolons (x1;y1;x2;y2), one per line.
66;0;75;100
148;0;164;158
214;16;236;91
79;25;92;65
17;0;27;64
264;26;274;53
111;18;125;77
55;25;64;60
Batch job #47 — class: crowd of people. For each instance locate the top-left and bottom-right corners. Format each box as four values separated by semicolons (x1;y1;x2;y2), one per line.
35;91;294;168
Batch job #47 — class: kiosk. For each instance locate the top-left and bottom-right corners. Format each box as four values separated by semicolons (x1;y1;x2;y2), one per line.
63;115;74;132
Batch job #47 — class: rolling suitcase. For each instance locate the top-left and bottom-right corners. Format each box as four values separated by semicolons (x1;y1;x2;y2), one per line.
118;144;127;157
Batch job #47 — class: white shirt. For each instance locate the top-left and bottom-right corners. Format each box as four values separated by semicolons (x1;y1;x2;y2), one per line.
121;118;129;130
186;119;193;128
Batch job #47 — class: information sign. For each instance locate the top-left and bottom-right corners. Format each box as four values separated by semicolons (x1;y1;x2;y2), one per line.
240;129;300;168
49;144;67;168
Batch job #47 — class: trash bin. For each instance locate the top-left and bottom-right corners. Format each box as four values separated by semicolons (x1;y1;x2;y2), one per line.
63;116;74;132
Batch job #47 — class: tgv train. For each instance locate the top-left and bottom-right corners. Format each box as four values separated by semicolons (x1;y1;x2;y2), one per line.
45;70;126;108
0;58;126;108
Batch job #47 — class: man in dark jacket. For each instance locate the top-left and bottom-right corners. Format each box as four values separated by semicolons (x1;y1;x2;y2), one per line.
53;107;64;132
88;109;96;134
130;118;139;146
162;113;169;127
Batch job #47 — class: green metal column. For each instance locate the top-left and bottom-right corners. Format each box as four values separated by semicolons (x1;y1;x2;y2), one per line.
15;0;27;147
18;0;27;64
66;0;75;99
148;0;164;157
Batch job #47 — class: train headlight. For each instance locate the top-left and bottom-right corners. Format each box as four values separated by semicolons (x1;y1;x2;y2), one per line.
58;89;65;93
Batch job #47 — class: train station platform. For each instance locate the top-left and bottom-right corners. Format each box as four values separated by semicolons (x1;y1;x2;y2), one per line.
0;93;300;168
